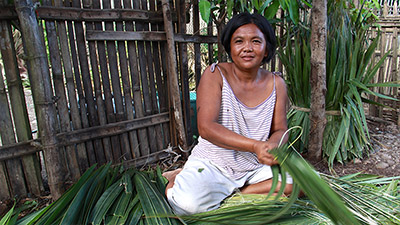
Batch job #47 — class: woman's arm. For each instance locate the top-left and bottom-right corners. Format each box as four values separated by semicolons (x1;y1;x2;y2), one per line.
196;65;257;153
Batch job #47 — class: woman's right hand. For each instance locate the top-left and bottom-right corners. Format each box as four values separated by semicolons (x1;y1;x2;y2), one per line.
253;141;279;166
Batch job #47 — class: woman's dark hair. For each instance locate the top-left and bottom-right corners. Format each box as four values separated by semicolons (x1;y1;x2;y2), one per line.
221;12;276;64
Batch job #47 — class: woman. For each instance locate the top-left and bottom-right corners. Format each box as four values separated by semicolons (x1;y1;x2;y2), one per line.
164;12;293;215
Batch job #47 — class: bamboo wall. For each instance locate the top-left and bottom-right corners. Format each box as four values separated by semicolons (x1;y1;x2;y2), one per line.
371;0;400;125
0;0;217;200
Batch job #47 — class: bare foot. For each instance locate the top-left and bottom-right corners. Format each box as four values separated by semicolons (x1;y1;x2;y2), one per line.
162;168;183;182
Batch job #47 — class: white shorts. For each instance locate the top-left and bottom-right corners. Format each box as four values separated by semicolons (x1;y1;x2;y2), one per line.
166;157;293;215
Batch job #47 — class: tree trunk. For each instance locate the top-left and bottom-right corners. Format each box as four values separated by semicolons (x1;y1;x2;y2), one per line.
308;0;327;162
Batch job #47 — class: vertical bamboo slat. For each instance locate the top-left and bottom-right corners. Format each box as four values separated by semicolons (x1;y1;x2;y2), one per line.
0;19;42;196
15;0;67;198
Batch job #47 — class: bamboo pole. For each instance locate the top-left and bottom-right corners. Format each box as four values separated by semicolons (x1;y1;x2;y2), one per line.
0;19;42;196
14;0;67;199
162;0;188;150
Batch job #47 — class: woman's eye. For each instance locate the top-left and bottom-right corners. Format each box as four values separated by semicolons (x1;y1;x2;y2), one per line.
235;40;243;43
253;40;262;43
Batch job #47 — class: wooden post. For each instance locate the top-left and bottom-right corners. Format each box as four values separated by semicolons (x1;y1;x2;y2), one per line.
308;0;327;162
162;0;188;150
14;0;67;199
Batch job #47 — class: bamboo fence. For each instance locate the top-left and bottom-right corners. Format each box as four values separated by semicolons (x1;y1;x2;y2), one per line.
0;0;217;200
370;0;400;125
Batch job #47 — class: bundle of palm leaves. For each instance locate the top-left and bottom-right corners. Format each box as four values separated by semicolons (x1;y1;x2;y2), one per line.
279;0;399;166
2;142;399;225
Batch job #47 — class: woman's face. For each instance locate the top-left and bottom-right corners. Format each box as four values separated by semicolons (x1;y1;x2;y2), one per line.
230;23;268;69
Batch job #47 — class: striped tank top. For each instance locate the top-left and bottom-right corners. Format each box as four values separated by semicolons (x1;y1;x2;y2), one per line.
190;63;277;179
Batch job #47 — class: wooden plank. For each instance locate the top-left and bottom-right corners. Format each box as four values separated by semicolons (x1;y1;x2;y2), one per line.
86;30;217;43
161;0;188;150
0;7;164;21
0;113;170;161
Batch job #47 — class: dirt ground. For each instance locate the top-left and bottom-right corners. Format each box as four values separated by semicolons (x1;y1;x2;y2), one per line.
313;118;400;177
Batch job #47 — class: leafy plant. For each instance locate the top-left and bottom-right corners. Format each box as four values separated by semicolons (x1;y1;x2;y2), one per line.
279;0;399;166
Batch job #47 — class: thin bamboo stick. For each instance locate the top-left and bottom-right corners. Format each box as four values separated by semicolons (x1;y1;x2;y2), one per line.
0;19;42;196
15;0;67;198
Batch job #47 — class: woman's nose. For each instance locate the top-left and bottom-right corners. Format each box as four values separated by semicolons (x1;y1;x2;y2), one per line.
243;42;253;52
